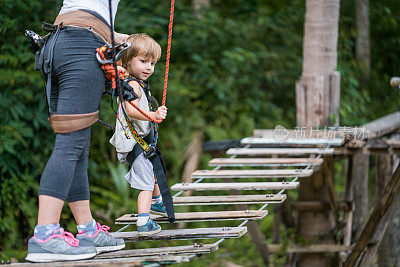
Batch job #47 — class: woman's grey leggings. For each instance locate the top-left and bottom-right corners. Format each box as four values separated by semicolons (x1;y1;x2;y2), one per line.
39;28;105;202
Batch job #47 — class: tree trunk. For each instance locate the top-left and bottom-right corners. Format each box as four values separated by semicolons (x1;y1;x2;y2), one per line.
192;0;210;9
355;0;371;80
296;1;341;266
296;0;341;127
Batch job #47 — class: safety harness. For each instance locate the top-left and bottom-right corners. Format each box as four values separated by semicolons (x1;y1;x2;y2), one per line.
99;0;176;222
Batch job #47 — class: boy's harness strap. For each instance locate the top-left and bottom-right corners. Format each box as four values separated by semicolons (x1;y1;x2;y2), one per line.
126;127;175;222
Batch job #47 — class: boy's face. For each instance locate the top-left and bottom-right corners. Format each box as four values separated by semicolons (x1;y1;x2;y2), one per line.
128;55;156;81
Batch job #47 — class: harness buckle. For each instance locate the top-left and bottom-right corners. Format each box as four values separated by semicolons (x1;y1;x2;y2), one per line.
42;22;58;32
144;146;156;159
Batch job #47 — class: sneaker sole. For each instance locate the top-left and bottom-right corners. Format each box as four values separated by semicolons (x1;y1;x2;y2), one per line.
137;227;162;237
25;252;97;263
96;243;125;254
150;209;168;217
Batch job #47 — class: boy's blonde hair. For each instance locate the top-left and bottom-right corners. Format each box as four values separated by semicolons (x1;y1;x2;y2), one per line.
121;33;162;69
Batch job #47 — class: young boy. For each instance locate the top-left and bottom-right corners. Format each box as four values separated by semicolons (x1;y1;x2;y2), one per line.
110;33;171;236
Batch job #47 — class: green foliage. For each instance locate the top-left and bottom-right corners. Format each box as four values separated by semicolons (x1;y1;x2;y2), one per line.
338;1;400;125
1;0;400;265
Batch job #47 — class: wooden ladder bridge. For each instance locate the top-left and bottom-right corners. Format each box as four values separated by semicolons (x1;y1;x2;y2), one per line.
13;111;400;266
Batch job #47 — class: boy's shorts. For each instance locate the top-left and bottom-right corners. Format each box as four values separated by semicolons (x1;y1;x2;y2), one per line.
124;153;155;191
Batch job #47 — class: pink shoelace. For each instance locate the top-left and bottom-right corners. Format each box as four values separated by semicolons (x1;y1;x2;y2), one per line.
78;222;111;237
98;223;110;234
35;228;79;247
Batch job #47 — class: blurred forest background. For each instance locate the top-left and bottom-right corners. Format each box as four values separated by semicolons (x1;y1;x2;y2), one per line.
0;0;399;265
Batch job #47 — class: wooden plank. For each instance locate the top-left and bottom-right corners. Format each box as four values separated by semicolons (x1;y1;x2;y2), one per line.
19;255;191;266
111;227;248;241
363;111;400;138
268;244;352;253
254;129;346;139
171;181;300;191
172;194;287;206
95;244;218;259
209;157;324;167
226;147;334;156
191;169;313;178
241;137;343;146
116;211;267;224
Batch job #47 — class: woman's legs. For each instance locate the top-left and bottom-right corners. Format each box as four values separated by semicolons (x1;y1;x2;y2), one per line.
28;27;123;263
37;195;64;225
69;200;93;226
67;128;92;225
39;128;92;202
38;27;105;223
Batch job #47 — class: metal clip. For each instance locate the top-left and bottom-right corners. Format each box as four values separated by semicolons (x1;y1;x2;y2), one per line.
96;42;131;64
25;30;45;54
144;146;156;159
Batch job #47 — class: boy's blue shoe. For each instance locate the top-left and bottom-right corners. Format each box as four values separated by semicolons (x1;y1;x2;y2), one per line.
150;202;168;217
137;218;161;237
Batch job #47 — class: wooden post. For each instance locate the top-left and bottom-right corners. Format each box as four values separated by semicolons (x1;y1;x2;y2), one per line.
344;164;400;266
272;205;281;244
351;152;370;241
297;169;336;266
376;154;400;266
296;0;341;266
178;132;203;229
342;156;354;246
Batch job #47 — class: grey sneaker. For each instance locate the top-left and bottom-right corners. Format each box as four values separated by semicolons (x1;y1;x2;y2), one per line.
25;228;97;263
76;222;125;253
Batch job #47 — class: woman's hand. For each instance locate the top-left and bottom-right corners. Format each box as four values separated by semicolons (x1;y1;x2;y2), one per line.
114;32;129;44
117;66;127;75
152;106;167;121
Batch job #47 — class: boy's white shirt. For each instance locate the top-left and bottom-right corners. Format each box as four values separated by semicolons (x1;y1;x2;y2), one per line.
109;85;152;160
